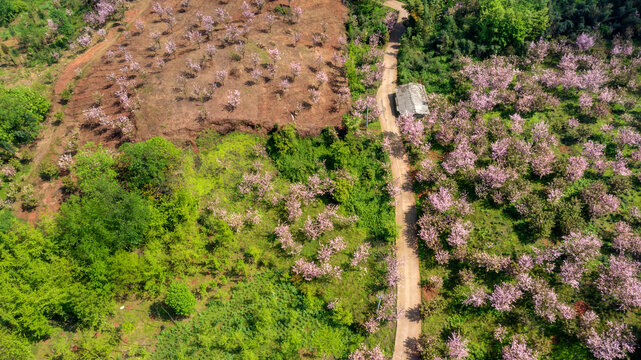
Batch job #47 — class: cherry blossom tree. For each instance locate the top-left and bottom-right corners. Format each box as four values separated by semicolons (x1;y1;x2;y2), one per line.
489;283;523;311
612;222;641;255
442;137;477;174
259;14;273;32
348;344;386;360
165;39;176;57
585;321;636;360
384;253;401;288
464;287;489;307
447;331;470;360
576;33;596;52
595;255;641;310
274;222;301;255
291;6;302;24
502;336;538;360
290;61;301;80
308;89;321;105
290;32;302;47
57;154;74;172
336;86;351;110
351;243;371;270
227;90;241;110
396;113;424;148
241;1;255;23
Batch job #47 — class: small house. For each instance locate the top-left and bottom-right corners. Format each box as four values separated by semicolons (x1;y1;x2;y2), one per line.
395;83;429;117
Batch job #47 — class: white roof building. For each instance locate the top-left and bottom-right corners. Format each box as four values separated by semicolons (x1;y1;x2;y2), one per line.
395;83;429;117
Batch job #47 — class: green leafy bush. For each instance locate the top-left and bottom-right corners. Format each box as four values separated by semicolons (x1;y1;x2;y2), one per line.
52;110;64;125
154;275;360;359
38;158;59;180
2;0;93;65
117;137;182;193
478;0;549;53
59;85;74;104
0;86;50;148
549;0;641;37
164;282;196;317
0;329;34;360
0;0;27;26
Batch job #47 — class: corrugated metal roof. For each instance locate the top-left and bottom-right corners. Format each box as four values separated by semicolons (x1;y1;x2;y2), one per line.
395;83;429;116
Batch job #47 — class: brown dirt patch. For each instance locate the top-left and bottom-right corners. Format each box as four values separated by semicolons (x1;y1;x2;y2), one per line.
66;0;348;149
421;286;438;301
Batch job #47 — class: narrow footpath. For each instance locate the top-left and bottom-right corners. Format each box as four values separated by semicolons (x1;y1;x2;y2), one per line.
377;2;422;359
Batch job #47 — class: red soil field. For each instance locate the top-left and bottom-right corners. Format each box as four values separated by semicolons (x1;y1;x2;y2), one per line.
67;0;349;150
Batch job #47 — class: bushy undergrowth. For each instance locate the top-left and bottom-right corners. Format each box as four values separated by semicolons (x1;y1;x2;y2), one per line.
0;85;50;154
153;273;362;359
0;0;127;65
0;0;89;65
396;34;641;359
0;129;397;358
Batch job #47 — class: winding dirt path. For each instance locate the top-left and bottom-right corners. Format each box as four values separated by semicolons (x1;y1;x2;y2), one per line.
377;2;422;359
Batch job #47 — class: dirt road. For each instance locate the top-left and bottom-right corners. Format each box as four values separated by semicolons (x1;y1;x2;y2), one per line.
377;2;422;359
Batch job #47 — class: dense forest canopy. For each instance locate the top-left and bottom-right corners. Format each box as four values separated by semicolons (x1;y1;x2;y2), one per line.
393;0;641;358
399;0;641;92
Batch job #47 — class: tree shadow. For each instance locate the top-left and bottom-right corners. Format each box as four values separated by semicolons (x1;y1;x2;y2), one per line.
149;301;177;322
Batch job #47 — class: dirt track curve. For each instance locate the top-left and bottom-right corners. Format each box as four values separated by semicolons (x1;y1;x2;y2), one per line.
377;2;422;359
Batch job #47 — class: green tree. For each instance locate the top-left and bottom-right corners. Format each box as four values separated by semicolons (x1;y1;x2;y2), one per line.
74;143;118;195
0;224;72;339
165;282;196;317
0;329;34;360
479;0;549;52
555;197;586;235
117;137;181;194
0;86;50;149
0;0;27;26
269;124;298;155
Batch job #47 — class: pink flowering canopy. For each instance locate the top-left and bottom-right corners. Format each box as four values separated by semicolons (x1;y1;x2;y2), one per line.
400;31;641;360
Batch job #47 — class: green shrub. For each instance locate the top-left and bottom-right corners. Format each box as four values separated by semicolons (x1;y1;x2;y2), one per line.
56;178;155;260
209;218;234;247
52;110;65;125
0;329;35;360
555;197;586;235
39;158;59;180
60;84;74;104
332;177;352;204
20;191;38;211
0;86;50;147
245;246;262;264
478;0;549;53
165;282;196;317
60;175;78;194
330;304;353;326
19;150;33;164
519;194;555;239
0;0;27;26
117;137;181;193
269;124;298;155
